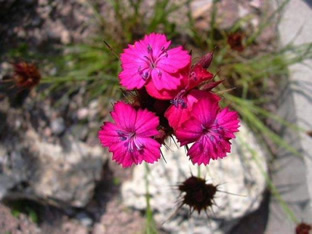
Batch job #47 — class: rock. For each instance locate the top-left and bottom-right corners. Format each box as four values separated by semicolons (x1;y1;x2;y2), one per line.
61;220;89;234
88;100;99;121
51;117;66;135
92;223;106;234
0;62;12;80
0;127;106;207
61;30;71;44
92;200;145;234
121;123;267;233
70;124;88;141
76;212;93;227
77;108;89;120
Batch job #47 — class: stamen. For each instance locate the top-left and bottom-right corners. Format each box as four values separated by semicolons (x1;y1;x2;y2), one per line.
147;44;153;54
143;55;152;63
201;124;210;134
142;71;149;80
117;130;127;141
127;136;144;153
190;71;197;81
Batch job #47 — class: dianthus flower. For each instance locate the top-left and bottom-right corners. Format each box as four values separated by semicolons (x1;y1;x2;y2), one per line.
175;96;240;165
98;102;161;167
164;52;220;129
147;53;214;100
165;90;220;130
119;33;190;98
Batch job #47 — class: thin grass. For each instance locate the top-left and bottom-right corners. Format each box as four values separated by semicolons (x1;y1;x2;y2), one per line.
145;163;158;234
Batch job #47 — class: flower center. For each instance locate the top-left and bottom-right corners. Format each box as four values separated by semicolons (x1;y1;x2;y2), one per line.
138;44;168;81
201;122;225;141
171;90;187;108
117;130;144;153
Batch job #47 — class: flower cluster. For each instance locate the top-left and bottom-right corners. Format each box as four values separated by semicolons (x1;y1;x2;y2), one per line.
99;33;240;168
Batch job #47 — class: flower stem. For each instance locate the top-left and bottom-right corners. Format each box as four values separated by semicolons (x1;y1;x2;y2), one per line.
197;166;201;178
145;163;157;234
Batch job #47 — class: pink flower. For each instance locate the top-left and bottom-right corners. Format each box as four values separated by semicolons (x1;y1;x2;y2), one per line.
164;53;220;129
98;102;161;167
175;96;240;165
119;33;191;96
165;90;220;130
146;53;214;100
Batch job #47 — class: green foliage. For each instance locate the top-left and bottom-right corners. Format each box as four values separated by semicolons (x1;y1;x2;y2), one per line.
10;200;40;224
144;163;158;234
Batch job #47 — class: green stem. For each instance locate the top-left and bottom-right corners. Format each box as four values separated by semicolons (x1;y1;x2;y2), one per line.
145;163;157;234
197;166;201;178
208;0;218;50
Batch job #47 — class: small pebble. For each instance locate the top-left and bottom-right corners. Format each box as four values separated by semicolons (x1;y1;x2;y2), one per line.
76;212;93;227
51;117;65;135
77;108;89;120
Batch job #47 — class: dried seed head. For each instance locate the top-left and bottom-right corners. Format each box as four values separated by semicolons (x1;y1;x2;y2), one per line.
178;176;217;214
13;62;41;89
296;222;312;234
227;33;245;52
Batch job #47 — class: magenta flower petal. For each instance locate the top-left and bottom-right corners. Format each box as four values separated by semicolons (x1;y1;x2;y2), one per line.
175;96;240;165
145;80;179;100
119;33;191;92
187;64;214;90
175;118;202;145
119;69;146;90
98;102;161;167
150;69;181;90
135;108;160;136
111;102;137;130
191;93;219;125
157;46;191;73
165;90;220;130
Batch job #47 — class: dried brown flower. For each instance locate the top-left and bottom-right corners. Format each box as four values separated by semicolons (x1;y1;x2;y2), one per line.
178;176;217;214
13;62;41;89
296;222;312;234
227;33;245;52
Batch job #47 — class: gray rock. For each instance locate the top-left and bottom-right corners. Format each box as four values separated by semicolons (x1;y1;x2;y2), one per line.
0;129;106;208
121;123;267;233
76;212;93;227
51;117;66;135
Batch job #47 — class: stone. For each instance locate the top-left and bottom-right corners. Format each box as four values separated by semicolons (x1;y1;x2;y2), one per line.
61;30;71;44
61;220;89;234
77;108;89;120
76;212;93;227
121;123;267;233
51;117;65;135
0;128;106;208
93;223;106;234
